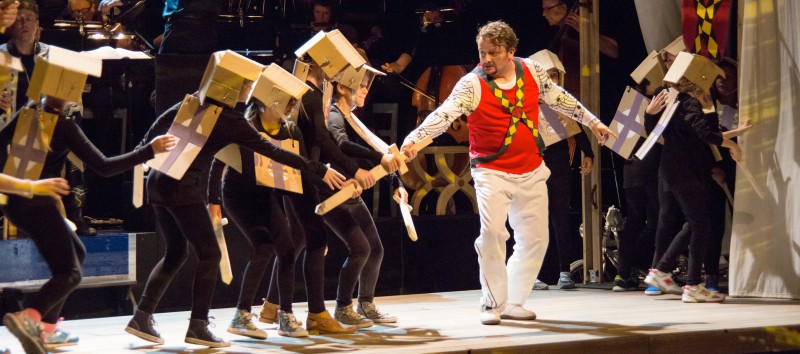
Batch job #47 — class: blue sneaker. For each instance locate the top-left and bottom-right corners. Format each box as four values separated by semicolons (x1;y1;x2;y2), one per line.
644;285;662;296
43;327;80;348
2;311;47;354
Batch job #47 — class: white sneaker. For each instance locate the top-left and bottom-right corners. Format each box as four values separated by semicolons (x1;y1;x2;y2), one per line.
479;306;501;325
682;284;725;303
643;269;683;295
500;305;536;320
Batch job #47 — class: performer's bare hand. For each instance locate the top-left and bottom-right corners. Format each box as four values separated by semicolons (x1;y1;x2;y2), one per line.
401;141;419;159
590;122;617;146
393;186;408;204
354;168;376;189
207;203;222;221
381;63;394;73
580;156;592;175
343;179;363;198
729;142;742;162
0;90;12;110
646;90;668;115
724;120;752;139
149;134;177;154
322;167;346;190
380;153;400;173
0;0;19;28
30;178;70;199
565;13;580;32
98;0;123;15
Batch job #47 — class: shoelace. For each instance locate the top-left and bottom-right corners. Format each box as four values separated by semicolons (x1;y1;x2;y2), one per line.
363;303;386;318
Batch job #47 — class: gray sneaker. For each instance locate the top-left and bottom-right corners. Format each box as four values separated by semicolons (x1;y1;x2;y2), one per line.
278;311;309;337
557;272;576;289
334;305;374;328
533;279;549;290
357;302;397;323
227;309;266;340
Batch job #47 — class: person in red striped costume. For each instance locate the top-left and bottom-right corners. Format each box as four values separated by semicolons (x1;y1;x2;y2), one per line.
401;20;615;325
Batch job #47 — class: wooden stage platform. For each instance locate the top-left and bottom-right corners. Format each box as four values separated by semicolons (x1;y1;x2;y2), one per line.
3;288;799;353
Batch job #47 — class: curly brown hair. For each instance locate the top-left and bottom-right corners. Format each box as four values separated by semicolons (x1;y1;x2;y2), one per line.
476;21;518;51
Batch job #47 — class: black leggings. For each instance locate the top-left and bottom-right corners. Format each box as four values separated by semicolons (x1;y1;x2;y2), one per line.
652;177;684;269
276;188;328;314
617;182;659;278
655;177;711;286
321;198;384;307
137;203;220;320
224;189;296;312
2;196;86;324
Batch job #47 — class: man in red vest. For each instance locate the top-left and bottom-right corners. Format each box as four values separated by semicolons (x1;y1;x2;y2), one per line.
401;20;614;325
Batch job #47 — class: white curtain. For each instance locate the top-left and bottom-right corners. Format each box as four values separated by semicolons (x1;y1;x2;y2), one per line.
729;0;800;299
634;0;683;52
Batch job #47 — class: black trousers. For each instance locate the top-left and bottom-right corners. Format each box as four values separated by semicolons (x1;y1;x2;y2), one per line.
224;187;297;312
322;198;384;307
545;162;582;273
616;182;659;278
137;203;220;320
2;195;86;323
655;175;711;286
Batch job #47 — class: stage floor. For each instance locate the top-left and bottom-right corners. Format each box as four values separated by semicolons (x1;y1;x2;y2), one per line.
3;288;799;353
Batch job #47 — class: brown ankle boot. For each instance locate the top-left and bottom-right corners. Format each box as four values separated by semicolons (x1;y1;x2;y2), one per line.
258;299;278;324
306;311;357;334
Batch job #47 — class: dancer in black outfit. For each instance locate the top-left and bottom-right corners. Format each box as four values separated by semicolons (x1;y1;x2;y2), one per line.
259;57;359;334
1;49;174;354
124;52;344;347
324;65;404;328
208;64;331;338
644;53;741;303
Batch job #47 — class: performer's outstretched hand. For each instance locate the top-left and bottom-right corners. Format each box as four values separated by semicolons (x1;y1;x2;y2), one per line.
322;167;346;190
380;153;401;173
149;135;177;154
30;178;71;199
401;141;419;159
590;121;617;146
354;168;376;189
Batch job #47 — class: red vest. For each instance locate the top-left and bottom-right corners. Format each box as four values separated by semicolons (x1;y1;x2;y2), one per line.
468;61;543;174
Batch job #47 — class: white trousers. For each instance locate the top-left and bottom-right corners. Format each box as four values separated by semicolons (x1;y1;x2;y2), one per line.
472;164;550;309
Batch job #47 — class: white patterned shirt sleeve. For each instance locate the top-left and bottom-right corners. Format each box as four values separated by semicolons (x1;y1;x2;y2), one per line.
525;58;600;128
403;73;481;145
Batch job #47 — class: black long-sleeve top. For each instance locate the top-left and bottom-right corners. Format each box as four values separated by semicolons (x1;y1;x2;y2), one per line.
296;82;361;177
207;118;328;204
136;96;328;207
327;104;401;197
0;109;155;180
649;87;724;185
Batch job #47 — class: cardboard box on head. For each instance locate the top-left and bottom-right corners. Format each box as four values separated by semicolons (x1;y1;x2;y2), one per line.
530;49;565;86
294;30;365;80
631;50;665;87
292;59;311;83
252;63;311;116
26;45;102;103
334;64;384;92
197;50;265;108
664;52;725;94
661;35;685;58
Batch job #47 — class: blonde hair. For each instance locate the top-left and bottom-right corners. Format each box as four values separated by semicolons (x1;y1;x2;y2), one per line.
670;77;705;97
476;21;518;51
